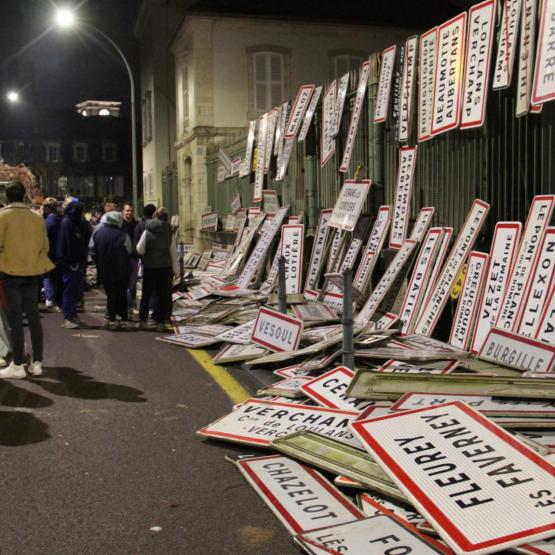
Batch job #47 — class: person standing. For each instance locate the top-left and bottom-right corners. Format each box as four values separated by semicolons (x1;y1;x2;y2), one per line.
57;200;85;329
41;197;62;311
122;203;138;314
90;211;132;330
136;208;178;332
0;181;54;378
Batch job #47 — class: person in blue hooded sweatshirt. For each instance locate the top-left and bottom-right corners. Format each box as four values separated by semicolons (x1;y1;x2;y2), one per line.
41;197;62;311
57;200;85;329
89;211;132;330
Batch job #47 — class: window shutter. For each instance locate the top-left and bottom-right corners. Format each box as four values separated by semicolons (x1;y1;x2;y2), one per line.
335;55;349;78
254;53;268;111
270;54;283;107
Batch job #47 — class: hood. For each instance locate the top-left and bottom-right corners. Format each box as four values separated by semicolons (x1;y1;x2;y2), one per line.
63;200;84;222
45;213;61;224
104;211;123;228
146;218;169;234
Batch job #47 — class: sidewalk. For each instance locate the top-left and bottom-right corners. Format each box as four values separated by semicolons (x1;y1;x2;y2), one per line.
0;290;295;554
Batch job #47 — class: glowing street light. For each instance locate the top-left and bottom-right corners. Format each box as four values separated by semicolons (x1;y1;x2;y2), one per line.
6;91;20;103
54;7;76;29
53;8;138;209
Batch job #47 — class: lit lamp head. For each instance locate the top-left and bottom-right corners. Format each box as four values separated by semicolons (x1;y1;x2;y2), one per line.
6;91;20;103
54;7;76;29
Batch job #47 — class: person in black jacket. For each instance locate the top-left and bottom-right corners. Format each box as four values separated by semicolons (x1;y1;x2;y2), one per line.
57;200;85;329
136;208;177;332
90;211;132;330
122;203;138;313
41;197;62;311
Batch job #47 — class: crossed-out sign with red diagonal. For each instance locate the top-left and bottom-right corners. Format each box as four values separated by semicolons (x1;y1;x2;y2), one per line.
351;401;555;555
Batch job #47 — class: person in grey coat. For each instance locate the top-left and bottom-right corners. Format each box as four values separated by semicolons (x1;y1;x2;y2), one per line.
136;208;178;332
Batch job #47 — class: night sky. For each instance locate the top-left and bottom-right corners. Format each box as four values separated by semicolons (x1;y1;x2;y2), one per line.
0;0;139;117
0;0;468;122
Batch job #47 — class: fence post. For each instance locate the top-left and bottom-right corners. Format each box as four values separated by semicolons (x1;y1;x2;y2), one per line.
278;256;287;314
342;268;355;369
178;241;185;291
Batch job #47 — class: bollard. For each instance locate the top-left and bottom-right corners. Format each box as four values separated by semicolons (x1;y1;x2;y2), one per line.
178;242;185;291
342;267;355;370
278;255;287;314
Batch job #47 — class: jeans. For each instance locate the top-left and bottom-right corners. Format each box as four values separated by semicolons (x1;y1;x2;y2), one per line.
43;268;58;302
139;267;173;323
2;277;43;364
60;263;82;320
104;280;128;321
127;257;139;309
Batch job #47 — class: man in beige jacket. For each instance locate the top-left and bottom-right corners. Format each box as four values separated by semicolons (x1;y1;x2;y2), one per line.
0;181;54;378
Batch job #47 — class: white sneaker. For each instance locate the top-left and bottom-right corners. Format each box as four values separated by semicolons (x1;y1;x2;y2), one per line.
0;356;7;367
0;362;26;379
45;300;53;308
28;361;43;376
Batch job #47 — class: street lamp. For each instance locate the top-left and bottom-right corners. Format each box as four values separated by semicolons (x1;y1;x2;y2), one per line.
54;7;138;210
6;91;20;103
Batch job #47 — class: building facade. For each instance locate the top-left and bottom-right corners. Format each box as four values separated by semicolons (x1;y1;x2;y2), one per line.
169;15;407;246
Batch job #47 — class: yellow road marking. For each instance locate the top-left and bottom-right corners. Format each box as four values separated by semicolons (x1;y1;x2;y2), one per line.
188;349;251;404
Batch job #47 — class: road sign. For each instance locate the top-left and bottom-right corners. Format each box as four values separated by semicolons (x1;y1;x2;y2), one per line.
251;306;304;352
471;222;522;354
460;0;496;129
305;209;333;290
377;359;459;374
237;455;364;535
295;513;445;555
352;401;555;555
516;0;538;116
374;45;397;123
418;28;437;142
300;366;377;411
200;211;218;231
284;84;315;139
532;0;555;104
197;399;361;448
321;82;337;166
281;224;304;294
431;13;467;136
333;72;350;136
298;85;323;142
479;327;555;373
450;252;489;350
390;146;418;249
399;36;418;142
391;392;555;417
493;0;523;90
328;179;372;232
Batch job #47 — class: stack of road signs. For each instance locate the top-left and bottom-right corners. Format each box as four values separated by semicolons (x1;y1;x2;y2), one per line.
151;185;555;553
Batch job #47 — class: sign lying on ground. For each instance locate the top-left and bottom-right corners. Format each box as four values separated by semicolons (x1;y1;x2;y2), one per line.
237;455;364;535
328;179;372;232
352;401;555;555
377;359;458;374
197;399;361;448
391;392;555;417
479;327;555;373
200;211;218;231
295;513;445;555
300;366;377;411
251;306;304;352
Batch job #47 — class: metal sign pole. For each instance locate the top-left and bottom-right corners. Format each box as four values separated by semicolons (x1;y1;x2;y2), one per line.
278;255;287;314
342;267;355;369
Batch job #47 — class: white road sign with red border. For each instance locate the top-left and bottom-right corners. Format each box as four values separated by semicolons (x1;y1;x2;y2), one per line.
251;306;304;353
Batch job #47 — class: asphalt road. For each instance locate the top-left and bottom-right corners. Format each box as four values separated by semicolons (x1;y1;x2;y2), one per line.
0;290;299;555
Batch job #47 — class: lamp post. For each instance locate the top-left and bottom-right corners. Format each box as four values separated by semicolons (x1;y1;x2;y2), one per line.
54;8;138;210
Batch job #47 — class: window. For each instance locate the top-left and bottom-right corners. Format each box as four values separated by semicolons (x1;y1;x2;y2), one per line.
46;143;60;163
73;143;88;162
330;51;366;79
102;143;117;162
246;47;289;118
254;52;283;112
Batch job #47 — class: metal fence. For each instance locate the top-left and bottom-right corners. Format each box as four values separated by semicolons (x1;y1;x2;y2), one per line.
207;55;555;241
